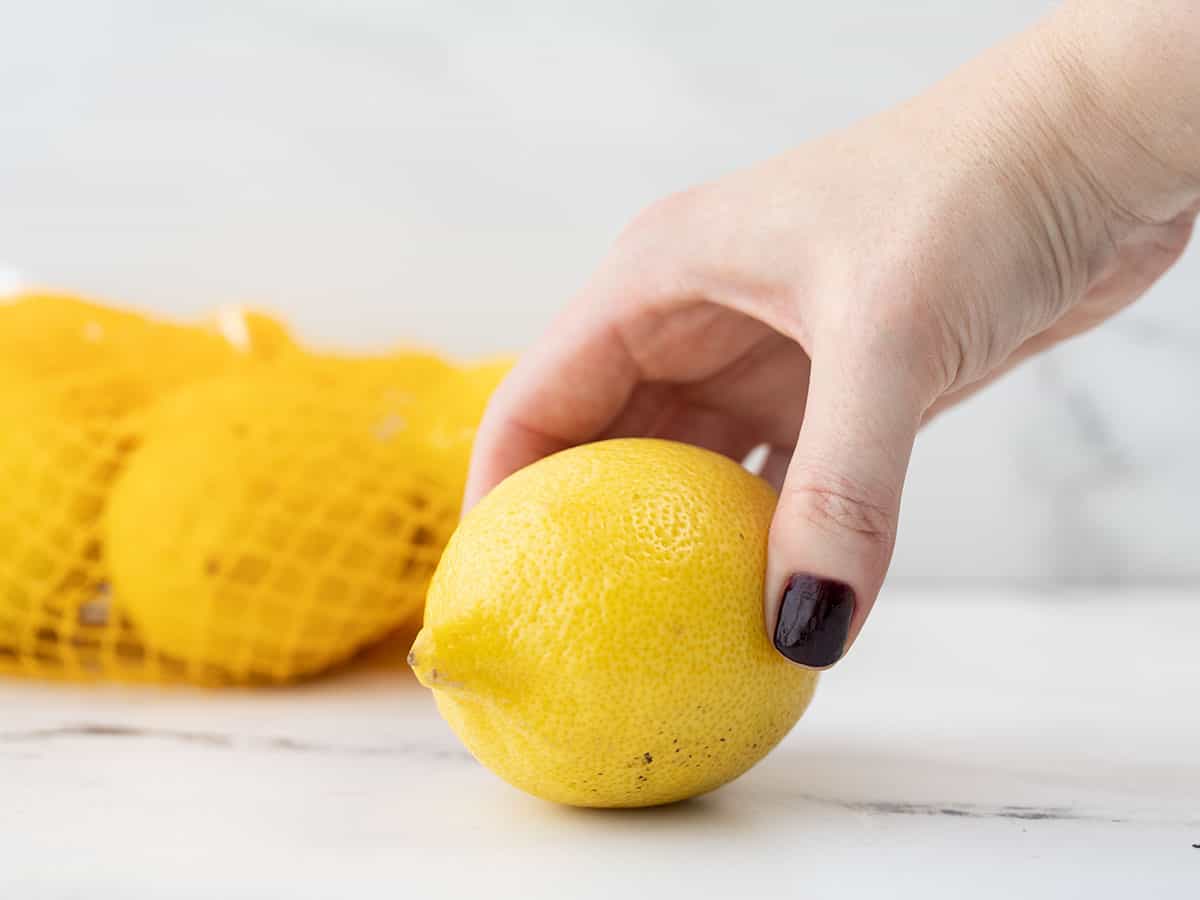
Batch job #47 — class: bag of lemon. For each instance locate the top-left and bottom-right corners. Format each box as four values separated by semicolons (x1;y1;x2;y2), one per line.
0;292;509;684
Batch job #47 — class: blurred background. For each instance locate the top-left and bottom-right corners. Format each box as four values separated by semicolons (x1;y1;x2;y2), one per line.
2;0;1196;583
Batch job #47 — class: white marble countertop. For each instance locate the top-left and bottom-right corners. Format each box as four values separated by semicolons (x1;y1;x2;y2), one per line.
2;587;1197;898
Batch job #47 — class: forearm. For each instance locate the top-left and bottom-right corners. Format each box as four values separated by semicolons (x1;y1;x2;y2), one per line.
1050;0;1200;221
864;2;1197;320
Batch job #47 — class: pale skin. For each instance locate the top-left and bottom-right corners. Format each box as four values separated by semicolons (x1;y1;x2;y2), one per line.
464;1;1200;668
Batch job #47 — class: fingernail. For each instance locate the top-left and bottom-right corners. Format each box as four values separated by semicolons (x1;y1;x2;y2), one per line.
773;574;855;668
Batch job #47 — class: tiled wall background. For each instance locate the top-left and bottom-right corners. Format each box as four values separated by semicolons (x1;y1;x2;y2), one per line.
3;1;1196;581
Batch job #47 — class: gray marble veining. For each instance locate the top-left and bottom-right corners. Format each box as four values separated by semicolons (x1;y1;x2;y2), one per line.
2;589;1198;898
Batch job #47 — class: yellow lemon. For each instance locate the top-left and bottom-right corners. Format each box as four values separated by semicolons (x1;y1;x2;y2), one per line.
407;355;515;493
0;373;121;663
0;292;259;421
291;347;454;398
0;293;278;674
0;292;151;376
105;369;460;683
272;347;496;496
409;438;818;807
0;294;235;677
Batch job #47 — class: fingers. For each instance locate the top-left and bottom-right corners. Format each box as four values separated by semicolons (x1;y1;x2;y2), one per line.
467;336;772;511
654;407;762;464
464;191;717;511
464;305;640;511
765;347;929;669
598;385;762;463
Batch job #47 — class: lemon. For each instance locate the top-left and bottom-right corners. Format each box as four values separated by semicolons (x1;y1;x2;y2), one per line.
409;438;818;807
0;363;132;615
0;293;271;668
0;293;248;417
407;355;514;493
289;347;455;404
106;368;461;682
0;375;115;648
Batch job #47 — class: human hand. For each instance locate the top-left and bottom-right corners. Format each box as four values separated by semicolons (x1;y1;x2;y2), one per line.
465;1;1200;669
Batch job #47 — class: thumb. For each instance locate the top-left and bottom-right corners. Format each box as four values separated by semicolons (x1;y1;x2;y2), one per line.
765;348;928;669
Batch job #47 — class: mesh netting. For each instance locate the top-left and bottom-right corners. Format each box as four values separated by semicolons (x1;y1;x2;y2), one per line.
0;293;509;685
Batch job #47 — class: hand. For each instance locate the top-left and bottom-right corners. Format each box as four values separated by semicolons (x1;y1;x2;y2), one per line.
465;2;1200;669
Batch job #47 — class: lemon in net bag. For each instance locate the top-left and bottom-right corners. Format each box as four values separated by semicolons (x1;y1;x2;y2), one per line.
0;290;486;684
0;293;268;414
105;360;461;684
0;294;290;681
0;373;136;678
406;355;515;495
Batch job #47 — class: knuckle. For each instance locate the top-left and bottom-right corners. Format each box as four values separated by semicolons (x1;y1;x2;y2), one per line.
823;266;964;398
602;187;712;313
615;188;705;251
784;467;897;548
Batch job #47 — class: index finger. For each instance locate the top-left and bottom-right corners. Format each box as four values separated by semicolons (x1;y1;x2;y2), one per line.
462;301;639;511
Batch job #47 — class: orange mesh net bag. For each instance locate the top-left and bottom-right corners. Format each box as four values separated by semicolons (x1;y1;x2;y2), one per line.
0;292;510;685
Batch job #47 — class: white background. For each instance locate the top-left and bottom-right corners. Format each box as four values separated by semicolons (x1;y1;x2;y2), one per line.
2;0;1197;581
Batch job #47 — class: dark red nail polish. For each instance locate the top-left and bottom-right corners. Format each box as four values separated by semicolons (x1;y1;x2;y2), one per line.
773;574;855;668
